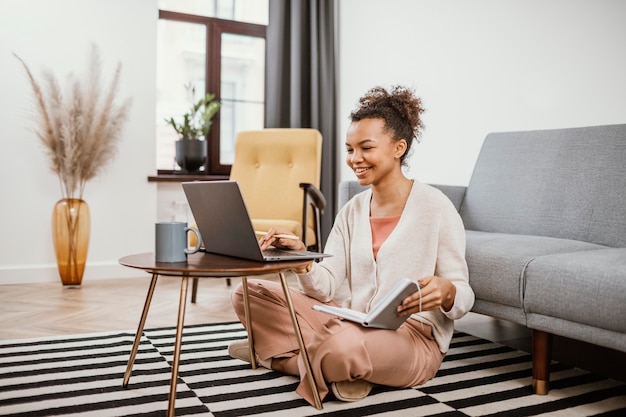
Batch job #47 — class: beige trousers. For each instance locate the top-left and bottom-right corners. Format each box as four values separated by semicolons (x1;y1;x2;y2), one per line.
231;279;444;406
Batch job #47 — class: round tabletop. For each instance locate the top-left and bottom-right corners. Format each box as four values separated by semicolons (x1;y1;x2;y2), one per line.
119;252;311;278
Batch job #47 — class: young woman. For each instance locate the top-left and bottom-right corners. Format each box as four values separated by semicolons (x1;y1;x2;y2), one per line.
229;85;475;405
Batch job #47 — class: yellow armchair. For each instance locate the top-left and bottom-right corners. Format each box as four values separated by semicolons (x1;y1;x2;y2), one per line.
230;128;325;251
190;128;326;301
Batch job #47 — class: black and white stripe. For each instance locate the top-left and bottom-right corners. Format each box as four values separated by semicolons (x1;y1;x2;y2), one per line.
1;323;624;416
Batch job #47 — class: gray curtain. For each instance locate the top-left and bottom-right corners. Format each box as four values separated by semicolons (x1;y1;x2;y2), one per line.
266;0;337;248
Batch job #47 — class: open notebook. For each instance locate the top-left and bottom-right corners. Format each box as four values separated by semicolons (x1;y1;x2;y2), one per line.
312;278;420;330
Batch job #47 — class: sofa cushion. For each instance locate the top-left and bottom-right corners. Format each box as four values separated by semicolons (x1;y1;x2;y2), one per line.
466;231;606;314
524;248;626;336
460;124;626;247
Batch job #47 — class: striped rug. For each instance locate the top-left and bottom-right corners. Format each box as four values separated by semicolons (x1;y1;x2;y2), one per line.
1;322;624;416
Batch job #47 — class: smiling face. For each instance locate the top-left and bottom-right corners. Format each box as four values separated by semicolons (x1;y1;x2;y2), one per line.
345;118;407;187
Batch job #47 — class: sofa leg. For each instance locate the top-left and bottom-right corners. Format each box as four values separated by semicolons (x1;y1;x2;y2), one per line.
532;329;553;395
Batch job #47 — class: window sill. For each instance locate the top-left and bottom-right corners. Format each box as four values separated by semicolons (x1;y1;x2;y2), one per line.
148;174;229;183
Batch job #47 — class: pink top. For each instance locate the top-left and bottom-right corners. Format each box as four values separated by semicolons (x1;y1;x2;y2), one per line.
370;215;401;259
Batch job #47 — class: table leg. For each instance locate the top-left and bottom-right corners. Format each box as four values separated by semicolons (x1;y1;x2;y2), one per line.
278;272;323;410
167;275;189;417
241;276;257;369
123;273;158;387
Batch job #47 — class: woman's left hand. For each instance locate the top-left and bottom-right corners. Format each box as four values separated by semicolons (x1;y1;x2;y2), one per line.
397;275;457;316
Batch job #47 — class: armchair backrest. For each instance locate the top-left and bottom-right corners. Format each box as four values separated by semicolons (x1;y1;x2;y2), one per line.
229;128;322;246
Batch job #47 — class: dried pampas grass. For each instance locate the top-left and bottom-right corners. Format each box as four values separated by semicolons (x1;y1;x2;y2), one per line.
14;44;131;200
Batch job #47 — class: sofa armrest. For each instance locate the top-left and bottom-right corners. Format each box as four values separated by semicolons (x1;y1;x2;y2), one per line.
338;181;370;210
429;184;466;212
338;180;466;212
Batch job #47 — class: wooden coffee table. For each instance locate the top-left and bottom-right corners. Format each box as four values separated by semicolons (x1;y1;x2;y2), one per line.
119;252;323;416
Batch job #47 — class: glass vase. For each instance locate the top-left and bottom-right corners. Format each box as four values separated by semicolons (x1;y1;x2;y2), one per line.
52;198;91;288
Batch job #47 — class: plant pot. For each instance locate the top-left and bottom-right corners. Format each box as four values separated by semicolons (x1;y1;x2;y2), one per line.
52;198;90;288
175;139;207;173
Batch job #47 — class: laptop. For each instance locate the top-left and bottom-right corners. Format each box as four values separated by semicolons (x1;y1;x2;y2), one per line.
182;181;332;262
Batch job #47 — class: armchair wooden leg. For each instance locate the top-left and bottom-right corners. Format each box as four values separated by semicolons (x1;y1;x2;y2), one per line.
532;329;553;395
190;277;230;304
191;277;198;303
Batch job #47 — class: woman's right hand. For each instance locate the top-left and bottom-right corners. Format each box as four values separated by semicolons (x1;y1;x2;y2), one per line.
259;228;307;251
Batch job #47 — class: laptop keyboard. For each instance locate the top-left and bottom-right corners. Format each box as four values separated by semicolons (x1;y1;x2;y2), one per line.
262;248;291;256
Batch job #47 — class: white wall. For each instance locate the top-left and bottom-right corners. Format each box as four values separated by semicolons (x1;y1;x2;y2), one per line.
157;183;195;224
337;0;626;186
0;0;158;284
2;0;625;285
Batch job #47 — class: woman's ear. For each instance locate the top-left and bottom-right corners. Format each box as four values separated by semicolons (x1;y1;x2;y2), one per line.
395;139;408;159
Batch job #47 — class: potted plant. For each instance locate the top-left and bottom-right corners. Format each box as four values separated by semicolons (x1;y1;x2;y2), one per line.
165;85;221;173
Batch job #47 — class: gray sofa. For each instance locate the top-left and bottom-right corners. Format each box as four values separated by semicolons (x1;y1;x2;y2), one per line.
338;123;626;395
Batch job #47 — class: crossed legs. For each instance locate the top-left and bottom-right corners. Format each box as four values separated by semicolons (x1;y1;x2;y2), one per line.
231;279;443;405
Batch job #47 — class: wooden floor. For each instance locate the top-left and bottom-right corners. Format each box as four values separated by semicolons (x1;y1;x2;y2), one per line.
0;275;244;340
1;275;624;385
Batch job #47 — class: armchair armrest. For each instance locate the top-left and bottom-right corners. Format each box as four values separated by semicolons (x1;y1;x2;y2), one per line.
300;182;326;252
300;182;326;211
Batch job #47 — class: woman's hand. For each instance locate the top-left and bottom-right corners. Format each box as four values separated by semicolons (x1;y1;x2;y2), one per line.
259;228;307;251
259;228;312;274
397;275;457;316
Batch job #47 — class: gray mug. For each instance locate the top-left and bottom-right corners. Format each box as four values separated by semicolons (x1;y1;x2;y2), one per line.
155;221;202;262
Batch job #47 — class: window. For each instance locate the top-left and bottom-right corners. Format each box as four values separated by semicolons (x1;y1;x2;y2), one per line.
156;0;267;176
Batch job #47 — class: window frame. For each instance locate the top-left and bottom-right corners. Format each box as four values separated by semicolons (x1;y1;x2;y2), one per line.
157;10;267;177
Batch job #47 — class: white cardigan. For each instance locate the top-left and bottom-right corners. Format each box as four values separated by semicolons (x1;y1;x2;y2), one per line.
297;180;474;353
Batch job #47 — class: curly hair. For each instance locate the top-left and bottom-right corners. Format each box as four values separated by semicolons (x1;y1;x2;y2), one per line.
349;85;425;166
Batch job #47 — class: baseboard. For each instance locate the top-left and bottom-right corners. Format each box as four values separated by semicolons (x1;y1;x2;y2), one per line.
0;261;146;285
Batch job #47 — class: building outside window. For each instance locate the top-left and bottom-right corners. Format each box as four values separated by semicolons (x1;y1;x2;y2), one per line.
156;0;268;175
